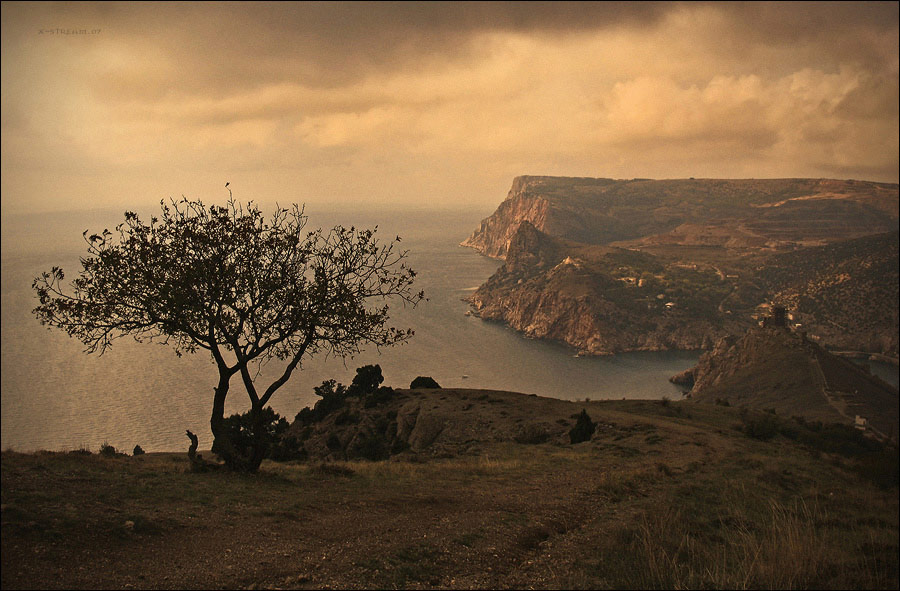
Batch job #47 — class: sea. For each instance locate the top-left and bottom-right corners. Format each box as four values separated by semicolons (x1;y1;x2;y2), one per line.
2;205;896;453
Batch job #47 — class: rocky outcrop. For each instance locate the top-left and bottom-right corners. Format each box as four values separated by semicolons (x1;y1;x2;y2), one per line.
286;388;587;460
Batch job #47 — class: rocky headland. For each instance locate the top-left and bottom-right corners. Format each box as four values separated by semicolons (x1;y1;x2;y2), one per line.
463;176;899;357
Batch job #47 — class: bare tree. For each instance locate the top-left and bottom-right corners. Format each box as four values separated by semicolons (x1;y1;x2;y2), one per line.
33;196;423;471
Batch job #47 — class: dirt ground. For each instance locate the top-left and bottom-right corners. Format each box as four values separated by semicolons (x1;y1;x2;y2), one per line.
3;394;898;590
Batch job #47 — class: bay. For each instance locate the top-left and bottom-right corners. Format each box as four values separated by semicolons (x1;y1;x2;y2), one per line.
4;203;840;454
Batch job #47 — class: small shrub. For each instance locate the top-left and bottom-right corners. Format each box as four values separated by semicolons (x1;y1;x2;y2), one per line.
569;409;596;444
364;386;395;409
99;442;122;458
326;433;343;451
348;364;385;397
349;433;389;461
132;445;145;456
514;423;550;444
739;409;779;441
212;406;304;462
410;376;441;389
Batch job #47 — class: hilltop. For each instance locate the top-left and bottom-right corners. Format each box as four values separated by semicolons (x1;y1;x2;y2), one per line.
674;324;899;442
2;387;898;590
463;176;899;357
463;176;898;259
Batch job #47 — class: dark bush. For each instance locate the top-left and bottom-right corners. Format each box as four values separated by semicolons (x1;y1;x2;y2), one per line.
852;448;899;489
515;423;550;444
364;386;395;408
212;406;305;462
326;433;343;451
410;376;441;389
569;410;596;444
313;380;350;417
132;445;145;456
295;379;350;425
348;364;384;397
739;409;779;441
99;442;122;457
333;410;360;426
349;433;389;461
268;433;305;462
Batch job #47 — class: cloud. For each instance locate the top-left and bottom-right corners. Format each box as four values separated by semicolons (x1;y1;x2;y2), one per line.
1;2;897;215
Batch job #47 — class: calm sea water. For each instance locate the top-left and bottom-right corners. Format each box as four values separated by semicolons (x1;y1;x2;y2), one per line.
3;206;895;453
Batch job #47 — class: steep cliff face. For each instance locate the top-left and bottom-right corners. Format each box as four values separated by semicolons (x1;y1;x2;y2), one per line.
460;177;553;258
470;223;728;355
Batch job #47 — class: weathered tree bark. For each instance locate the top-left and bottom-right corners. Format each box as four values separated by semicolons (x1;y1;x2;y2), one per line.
209;368;252;471
185;430;218;472
209;370;267;472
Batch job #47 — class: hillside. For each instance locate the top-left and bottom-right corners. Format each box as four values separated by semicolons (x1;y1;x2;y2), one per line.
756;231;900;356
676;324;899;442
469;222;734;354
462;176;898;258
463;176;899;357
3;388;898;590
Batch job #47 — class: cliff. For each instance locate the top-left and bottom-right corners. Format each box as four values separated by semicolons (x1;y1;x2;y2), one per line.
463;176;899;357
678;325;899;442
469;222;730;355
463;176;899;259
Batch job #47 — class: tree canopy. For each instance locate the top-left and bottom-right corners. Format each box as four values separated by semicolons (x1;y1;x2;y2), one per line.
33;196;424;470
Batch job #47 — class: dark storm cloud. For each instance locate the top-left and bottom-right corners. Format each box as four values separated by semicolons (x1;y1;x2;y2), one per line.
1;2;897;214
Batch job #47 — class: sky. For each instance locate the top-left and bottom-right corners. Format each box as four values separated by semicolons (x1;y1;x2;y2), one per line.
1;1;898;215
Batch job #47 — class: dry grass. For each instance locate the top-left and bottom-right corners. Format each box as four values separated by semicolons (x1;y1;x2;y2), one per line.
3;397;897;590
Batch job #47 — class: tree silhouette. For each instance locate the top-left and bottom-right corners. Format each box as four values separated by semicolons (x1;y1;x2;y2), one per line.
33;196;423;471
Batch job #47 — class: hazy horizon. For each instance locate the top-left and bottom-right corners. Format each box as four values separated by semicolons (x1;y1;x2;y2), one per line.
2;1;898;216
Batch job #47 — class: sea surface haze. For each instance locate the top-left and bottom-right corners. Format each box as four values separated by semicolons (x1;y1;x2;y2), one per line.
4;204;893;453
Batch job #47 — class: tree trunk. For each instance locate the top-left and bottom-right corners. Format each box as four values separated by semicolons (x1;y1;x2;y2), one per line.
245;403;268;472
209;371;267;473
209;371;247;471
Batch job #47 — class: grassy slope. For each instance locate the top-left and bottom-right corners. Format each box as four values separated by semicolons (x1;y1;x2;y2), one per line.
2;392;897;590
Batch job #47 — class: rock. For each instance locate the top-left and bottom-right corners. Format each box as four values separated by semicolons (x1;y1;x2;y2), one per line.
410;376;441;389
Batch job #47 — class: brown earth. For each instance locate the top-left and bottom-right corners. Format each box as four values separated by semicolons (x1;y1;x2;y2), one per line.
3;390;898;590
680;325;900;443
